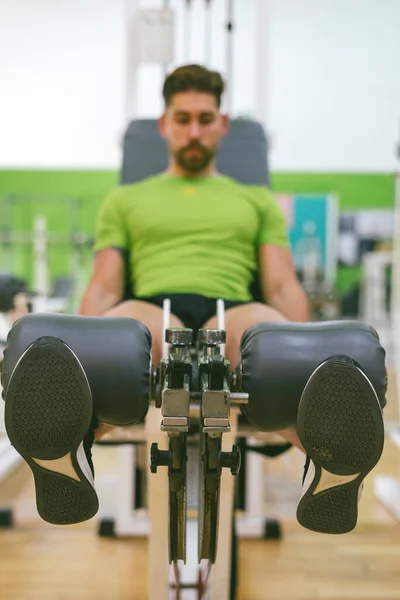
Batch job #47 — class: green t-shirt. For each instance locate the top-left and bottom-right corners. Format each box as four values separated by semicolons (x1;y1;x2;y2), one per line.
93;172;289;302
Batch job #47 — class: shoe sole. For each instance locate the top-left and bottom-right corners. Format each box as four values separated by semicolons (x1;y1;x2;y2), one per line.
4;336;99;525
296;355;385;534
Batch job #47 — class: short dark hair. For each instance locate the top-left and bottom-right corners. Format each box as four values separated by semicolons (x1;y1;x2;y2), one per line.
162;64;225;108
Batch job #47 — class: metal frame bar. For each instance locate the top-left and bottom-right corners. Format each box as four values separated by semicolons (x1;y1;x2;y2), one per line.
374;147;400;519
96;298;248;599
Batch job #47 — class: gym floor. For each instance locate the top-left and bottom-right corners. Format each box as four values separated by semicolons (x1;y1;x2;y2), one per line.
0;371;399;600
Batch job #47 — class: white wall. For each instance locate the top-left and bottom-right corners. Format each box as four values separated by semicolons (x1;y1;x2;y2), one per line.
0;0;399;171
0;0;127;169
267;0;400;172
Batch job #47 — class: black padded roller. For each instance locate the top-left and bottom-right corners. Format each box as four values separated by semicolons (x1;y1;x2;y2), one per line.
1;313;151;426
239;320;388;432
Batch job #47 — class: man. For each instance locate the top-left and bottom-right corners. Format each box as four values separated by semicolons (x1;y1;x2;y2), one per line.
81;64;309;438
3;65;384;534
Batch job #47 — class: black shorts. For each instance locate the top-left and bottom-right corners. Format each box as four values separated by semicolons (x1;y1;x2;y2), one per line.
136;293;250;334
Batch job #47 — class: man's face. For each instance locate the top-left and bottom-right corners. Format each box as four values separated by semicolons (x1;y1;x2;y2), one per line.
159;91;228;175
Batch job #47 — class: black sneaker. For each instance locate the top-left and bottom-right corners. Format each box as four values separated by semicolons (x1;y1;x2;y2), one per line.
296;354;384;534
4;336;99;525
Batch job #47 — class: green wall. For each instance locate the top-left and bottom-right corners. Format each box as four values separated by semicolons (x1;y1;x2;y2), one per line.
272;172;395;210
0;170;119;233
0;169;396;295
0;170;119;289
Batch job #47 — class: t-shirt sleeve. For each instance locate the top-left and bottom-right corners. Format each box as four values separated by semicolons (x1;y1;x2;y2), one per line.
93;188;130;253
257;188;290;249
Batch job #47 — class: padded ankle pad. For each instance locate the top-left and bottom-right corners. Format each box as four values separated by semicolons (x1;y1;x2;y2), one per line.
1;313;151;426
239;320;387;431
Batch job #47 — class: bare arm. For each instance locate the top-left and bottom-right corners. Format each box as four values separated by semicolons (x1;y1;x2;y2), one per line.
79;248;126;316
259;244;310;322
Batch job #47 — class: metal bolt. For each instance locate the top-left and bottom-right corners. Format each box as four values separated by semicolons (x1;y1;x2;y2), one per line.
198;329;226;346
219;445;241;475
150;443;170;473
165;328;193;346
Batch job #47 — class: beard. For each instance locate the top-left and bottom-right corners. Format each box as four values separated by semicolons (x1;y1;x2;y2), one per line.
174;142;217;174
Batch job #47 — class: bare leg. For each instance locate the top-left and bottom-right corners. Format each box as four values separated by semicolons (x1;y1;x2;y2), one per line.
202;302;306;453
93;300;184;440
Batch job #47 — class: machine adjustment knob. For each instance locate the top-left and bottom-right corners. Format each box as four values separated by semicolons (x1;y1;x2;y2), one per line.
165;328;193;346
219;445;241;476
150;443;170;473
198;329;226;346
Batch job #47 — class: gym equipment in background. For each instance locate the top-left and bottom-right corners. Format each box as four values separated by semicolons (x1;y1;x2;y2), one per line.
0;195;94;313
276;193;340;321
374;125;400;518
